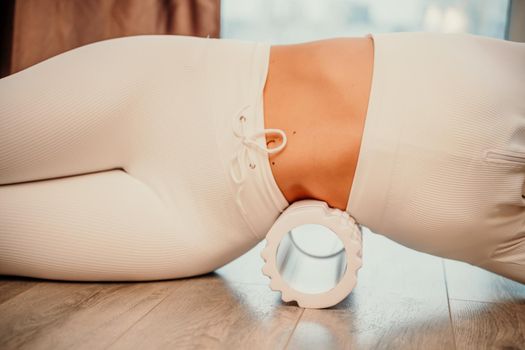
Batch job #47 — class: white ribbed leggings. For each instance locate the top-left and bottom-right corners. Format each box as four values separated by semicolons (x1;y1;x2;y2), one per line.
0;35;288;281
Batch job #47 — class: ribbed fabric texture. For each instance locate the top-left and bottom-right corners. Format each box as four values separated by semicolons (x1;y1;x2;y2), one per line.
347;32;525;283
0;35;285;281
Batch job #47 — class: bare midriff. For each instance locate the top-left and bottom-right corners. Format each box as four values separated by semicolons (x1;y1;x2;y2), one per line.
263;36;374;211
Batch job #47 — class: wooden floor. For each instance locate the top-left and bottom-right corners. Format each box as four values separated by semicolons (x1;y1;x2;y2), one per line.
1;228;524;349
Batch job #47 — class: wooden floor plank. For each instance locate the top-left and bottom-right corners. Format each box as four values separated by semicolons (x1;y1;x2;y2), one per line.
108;275;302;350
0;280;181;350
0;277;38;306
444;259;525;304
449;299;525;349
215;241;270;286
287;228;456;350
0;282;103;349
287;294;453;350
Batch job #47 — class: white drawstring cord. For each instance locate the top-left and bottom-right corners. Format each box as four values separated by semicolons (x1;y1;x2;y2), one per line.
229;104;287;216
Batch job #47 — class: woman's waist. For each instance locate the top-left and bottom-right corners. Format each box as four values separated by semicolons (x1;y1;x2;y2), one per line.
263;36;374;211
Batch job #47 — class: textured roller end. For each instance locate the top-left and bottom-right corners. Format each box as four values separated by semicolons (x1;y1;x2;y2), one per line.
261;200;363;309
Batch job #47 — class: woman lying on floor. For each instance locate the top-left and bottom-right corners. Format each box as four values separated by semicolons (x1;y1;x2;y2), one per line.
0;32;524;283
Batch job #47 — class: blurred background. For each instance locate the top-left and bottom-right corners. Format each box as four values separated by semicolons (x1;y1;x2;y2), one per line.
222;0;511;43
0;0;523;78
0;0;221;77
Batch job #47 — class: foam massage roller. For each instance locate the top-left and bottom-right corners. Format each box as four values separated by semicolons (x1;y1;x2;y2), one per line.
261;200;363;308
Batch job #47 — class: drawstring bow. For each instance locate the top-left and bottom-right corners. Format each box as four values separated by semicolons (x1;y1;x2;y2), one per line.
229;104;287;214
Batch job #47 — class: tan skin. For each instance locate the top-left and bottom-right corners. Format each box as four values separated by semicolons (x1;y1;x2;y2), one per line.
263;36;374;211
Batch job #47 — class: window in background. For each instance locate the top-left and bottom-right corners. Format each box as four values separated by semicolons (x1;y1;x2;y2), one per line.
221;0;510;43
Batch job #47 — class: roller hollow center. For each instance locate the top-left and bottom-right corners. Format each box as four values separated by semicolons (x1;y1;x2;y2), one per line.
275;224;347;294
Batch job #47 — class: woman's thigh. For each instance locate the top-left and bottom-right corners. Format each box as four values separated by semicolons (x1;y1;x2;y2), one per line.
0;35;210;185
0;170;226;280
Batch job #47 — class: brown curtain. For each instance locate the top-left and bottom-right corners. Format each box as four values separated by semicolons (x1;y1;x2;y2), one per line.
2;0;221;76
